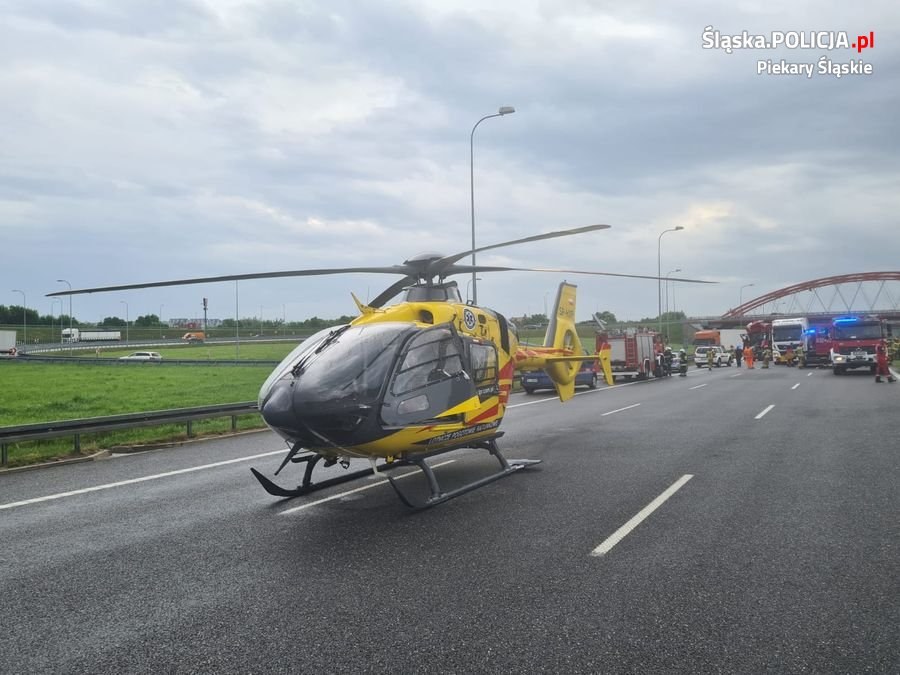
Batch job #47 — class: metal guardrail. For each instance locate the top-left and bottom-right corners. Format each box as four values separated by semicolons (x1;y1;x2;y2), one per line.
0;402;259;467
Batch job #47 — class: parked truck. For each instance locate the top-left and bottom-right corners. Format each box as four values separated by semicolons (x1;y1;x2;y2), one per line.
596;329;661;381
61;328;122;343
1;330;17;356
800;319;833;367
771;317;807;364
830;315;885;375
692;328;747;351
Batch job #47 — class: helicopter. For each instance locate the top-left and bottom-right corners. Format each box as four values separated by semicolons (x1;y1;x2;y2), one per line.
48;224;711;508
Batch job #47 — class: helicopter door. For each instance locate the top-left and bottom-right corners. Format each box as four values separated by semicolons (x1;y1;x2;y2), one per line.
466;340;499;401
381;325;478;426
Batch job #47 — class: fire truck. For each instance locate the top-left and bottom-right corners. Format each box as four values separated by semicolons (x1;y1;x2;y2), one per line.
830;315;885;375
596;329;662;381
800;319;833;367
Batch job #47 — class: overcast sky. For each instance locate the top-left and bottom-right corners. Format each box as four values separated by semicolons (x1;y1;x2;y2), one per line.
2;1;898;325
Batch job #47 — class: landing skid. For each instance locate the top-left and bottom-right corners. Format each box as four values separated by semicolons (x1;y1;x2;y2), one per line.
251;450;405;499
250;433;541;508
387;437;541;510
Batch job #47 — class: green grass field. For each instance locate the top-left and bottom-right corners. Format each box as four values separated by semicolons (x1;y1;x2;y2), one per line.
0;360;278;467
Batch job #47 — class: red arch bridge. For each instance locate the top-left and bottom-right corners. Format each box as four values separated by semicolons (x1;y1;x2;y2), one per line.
707;272;900;328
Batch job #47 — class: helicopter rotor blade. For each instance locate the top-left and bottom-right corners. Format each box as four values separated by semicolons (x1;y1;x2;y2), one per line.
368;275;417;308
443;265;715;284
429;224;611;275
45;266;414;297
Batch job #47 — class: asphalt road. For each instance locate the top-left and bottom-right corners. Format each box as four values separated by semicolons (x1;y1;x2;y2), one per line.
1;365;898;674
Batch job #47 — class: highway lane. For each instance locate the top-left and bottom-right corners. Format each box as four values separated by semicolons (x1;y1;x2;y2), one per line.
1;365;897;673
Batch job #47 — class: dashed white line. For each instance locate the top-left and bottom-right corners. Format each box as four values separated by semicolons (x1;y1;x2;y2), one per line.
601;403;641;417
791;383;800;390
755;404;775;419
591;474;694;557
0;449;287;511
689;383;708;390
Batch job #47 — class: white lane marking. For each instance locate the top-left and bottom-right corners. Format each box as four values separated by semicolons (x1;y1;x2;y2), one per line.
601;403;641;417
791;383;800;390
507;379;641;409
807;372;814;377
591;474;693;557
689;383;708;390
755;404;775;419
0;449;287;511
279;460;457;514
730;373;742;378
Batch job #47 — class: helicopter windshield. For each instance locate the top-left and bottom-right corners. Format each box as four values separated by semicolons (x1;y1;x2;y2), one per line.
259;323;415;410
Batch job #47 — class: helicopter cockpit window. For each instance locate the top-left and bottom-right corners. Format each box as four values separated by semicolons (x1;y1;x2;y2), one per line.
469;342;497;389
382;325;477;426
391;327;464;396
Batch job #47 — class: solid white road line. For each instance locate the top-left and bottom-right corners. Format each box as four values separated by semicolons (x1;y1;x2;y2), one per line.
601;403;641;417
0;449;287;511
507;379;641;409
755;404;775;419
279;460;457;514
792;383;800;390
591;474;694;557
689;383;707;390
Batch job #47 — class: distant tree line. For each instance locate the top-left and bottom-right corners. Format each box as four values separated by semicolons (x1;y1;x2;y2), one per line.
0;305;78;327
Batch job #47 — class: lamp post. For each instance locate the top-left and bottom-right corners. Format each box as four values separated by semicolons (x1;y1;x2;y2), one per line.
11;289;26;347
470;105;515;305
120;300;129;343
657;226;684;336
159;304;165;339
465;277;482;303
664;268;681;342
739;283;755;316
57;279;72;353
50;298;61;343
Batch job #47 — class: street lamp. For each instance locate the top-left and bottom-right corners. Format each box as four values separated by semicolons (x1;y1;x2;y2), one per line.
57;279;72;352
159;304;165;339
466;277;482;303
50;298;61;343
739;283;755;316
664;268;681;342
120;300;129;342
11;289;26;347
657;227;684;336
470;105;515;305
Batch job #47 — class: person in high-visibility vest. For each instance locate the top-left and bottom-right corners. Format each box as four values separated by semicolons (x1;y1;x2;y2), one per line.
762;347;771;368
875;342;896;383
743;345;754;369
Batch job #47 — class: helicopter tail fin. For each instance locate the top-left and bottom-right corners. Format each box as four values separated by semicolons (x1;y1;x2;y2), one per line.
541;282;584;402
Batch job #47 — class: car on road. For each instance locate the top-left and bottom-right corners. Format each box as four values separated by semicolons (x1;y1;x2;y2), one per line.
521;360;598;394
693;345;733;368
119;351;162;362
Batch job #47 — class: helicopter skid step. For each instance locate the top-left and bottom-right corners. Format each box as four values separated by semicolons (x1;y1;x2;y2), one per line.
386;438;542;510
251;460;407;499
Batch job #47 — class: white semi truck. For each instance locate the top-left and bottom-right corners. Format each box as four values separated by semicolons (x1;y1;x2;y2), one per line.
61;328;122;343
1;330;17;355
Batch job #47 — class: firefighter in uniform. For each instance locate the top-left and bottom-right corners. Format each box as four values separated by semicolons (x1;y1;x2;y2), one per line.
875;341;896;383
797;344;806;369
679;349;688;376
762;347;771;369
707;347;715;369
